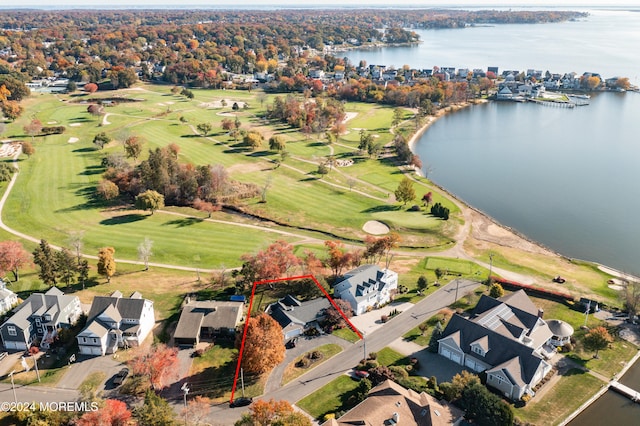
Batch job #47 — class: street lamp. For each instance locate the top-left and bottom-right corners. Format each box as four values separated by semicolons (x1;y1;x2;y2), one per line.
488;253;494;284
181;382;189;425
9;370;17;404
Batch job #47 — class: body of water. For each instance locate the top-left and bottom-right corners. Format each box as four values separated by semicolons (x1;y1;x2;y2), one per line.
344;7;640;423
344;8;640;276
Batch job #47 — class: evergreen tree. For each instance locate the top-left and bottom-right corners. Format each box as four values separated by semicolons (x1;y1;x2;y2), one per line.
134;390;177;426
33;239;58;287
55;248;77;287
428;321;444;353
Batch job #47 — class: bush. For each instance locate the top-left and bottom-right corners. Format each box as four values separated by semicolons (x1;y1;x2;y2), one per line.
296;358;310;368
40;126;66;135
308;351;321;360
521;393;532;404
368;352;378;360
563;342;574;352
381;315;389;323
389;365;409;378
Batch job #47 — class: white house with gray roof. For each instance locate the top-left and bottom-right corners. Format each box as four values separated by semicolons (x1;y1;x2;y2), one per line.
0;279;18;315
0;287;81;351
77;291;154;356
333;265;398;316
437;290;554;400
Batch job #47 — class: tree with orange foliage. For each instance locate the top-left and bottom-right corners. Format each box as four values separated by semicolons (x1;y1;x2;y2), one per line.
238;314;285;375
324;240;353;278
193;198;221;218
129;343;179;390
76;399;132;426
583;326;613;358
240;240;300;283
84;82;98;93
235;398;311;426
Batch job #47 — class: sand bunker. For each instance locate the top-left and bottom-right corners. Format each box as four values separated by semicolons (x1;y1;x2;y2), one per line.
201;100;247;109
0;142;21;158
69;123;82;127
363;220;390;235
68;137;79;143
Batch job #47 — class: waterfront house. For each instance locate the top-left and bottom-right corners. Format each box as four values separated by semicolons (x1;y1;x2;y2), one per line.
173;299;243;347
266;295;330;340
496;86;514;100
0;287;81;351
77;291;154;356
437;290;554;400
321;380;464;426
333;265;398;316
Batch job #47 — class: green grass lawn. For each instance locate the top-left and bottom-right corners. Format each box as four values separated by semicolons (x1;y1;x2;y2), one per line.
515;369;604;426
376;347;410;366
297;375;360;421
332;327;361;343
1;86;460;269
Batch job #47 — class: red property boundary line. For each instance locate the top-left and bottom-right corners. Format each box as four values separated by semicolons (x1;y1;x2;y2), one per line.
230;274;362;403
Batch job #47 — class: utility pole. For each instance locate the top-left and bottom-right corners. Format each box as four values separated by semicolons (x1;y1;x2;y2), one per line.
241;368;245;397
584;299;591;327
181;382;189;426
9;371;17;403
454;279;460;303
32;353;41;382
488;253;494;284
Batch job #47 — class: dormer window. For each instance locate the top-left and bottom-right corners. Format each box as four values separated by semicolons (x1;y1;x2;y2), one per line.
472;345;485;356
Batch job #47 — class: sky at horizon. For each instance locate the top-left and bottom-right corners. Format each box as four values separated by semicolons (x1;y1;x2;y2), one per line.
5;1;640;9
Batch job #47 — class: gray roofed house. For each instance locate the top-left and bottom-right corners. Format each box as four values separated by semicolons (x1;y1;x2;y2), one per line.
0;287;81;351
266;295;330;340
77;291;154;356
437;290;554;400
333;265;398;316
173;300;244;347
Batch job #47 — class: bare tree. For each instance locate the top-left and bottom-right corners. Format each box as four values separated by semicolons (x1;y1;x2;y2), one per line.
622;281;640;319
261;174;273;203
137;237;153;271
68;231;84;264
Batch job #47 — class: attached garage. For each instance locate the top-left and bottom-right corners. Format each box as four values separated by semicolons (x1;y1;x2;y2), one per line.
440;347;462;365
465;358;484;372
79;346;103;356
3;341;26;351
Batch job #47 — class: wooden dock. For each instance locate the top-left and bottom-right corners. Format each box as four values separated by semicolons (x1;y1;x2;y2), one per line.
610;381;640;402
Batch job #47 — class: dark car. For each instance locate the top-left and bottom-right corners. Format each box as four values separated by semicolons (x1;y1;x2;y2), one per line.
229;397;253;408
113;368;129;385
285;338;298;349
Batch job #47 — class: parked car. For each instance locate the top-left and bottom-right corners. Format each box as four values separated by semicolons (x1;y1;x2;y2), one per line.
229;397;253;408
113;368;129;385
354;370;370;380
285;338;298;349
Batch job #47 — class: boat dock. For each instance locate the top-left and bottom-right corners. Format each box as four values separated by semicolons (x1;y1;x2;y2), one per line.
610;381;640;402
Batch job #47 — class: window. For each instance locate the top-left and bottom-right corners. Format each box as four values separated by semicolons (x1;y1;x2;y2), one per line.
7;326;17;336
472;345;485;356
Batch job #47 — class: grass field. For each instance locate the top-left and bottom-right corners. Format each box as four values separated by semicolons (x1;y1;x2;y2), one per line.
297;375;360;421
281;344;343;385
1;85;458;270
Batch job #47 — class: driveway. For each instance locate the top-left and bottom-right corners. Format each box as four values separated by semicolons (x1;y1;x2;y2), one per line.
348;301;415;336
388;337;467;383
56;354;124;390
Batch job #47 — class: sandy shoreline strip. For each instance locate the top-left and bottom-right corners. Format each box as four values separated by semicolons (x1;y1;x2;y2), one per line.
405;99;635;277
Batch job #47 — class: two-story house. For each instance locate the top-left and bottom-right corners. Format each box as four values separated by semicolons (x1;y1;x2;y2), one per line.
77;291;154;356
0;287;81;351
0;279;18;315
333;265;398;316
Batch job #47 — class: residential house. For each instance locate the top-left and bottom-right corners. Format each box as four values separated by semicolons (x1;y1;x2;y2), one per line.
0;279;18;316
76;291;154;356
437;290;554;400
496;85;514;100
0;287;81;351
333;265;398;316
309;69;325;79
266;295;330;340
322;380;464;426
173;300;244;347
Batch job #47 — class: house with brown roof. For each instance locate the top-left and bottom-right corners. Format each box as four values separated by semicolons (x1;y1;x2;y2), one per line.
437;290;554;400
322;380;464;426
173;300;244;347
77;291;155;356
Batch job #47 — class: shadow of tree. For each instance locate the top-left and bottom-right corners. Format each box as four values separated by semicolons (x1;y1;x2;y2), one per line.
361;205;400;214
100;214;148;225
161;217;204;228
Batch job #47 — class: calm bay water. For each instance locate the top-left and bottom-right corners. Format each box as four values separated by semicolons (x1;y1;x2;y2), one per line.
346;9;640;422
344;9;640;276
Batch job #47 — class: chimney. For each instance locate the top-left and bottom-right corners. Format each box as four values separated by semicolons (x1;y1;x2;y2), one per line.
538;308;544;318
392;413;400;423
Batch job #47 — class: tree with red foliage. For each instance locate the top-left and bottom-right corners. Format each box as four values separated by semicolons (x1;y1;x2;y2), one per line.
240;240;300;283
0;240;32;281
76;399;132;426
238;314;285;375
129;343;179;390
324;298;353;329
236;399;311;426
23;119;42;142
193;198;221;218
87;104;104;116
324;240;352;278
422;191;433;206
84;83;98;93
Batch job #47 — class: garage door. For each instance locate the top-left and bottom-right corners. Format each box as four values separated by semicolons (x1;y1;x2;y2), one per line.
466;358;482;371
441;348;451;359
450;353;462;364
3;341;26;351
80;346;103;356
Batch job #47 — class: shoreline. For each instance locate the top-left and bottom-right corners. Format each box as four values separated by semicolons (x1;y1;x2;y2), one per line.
406;99;640;280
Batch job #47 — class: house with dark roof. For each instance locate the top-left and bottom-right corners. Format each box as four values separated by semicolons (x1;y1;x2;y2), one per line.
266;295;330;340
0;279;18;315
76;291;154;356
437;290;554;400
322;379;464;426
0;287;81;351
173;300;244;347
333;265;398;316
